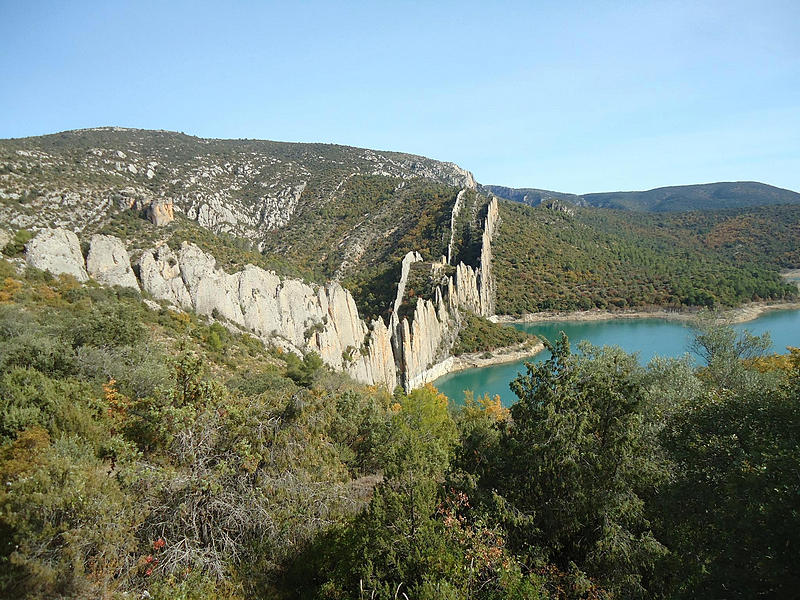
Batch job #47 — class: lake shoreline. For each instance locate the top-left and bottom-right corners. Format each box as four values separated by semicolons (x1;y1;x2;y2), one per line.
449;338;545;371
413;338;545;389
492;301;800;326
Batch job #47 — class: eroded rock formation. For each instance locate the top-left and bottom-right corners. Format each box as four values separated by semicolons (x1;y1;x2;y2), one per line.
86;234;139;289
25;228;88;282
136;241;398;389
388;195;500;389
21;194;499;392
147;198;174;226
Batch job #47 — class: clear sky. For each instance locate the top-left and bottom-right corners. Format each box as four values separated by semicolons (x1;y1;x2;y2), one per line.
1;1;798;193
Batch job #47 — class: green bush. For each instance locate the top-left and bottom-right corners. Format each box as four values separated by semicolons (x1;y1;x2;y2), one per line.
2;229;32;257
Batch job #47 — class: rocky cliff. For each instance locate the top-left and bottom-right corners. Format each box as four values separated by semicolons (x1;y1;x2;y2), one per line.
389;194;500;389
25;227;399;389
9;129;499;392
21;191;499;391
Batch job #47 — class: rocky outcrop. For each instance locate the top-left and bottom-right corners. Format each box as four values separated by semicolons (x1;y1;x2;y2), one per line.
394;288;455;390
137;241;398;390
25;228;88;282
21;194;500;393
447;190;466;264
137;245;193;307
393;251;423;316
86;234;139;289
477;197;499;315
147;198;174;226
258;182;307;230
443;196;498;317
390;196;500;388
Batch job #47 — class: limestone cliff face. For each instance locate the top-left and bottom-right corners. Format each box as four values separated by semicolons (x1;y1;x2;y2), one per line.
393;288;456;390
445;196;498;317
86;234;139;289
25;228;88;282
478;196;499;316
389;195;500;389
22;191;499;394
447;190;466;264
136;241;398;390
393;250;423;316
138;245;193;307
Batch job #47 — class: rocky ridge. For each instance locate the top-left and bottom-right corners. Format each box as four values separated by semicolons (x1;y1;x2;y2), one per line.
22;193;499;391
0;128;476;252
390;195;500;389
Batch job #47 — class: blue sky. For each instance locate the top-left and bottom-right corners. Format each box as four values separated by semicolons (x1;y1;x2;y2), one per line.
1;1;798;193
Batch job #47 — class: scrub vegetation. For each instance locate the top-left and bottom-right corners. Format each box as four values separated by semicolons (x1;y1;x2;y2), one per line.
1;258;798;599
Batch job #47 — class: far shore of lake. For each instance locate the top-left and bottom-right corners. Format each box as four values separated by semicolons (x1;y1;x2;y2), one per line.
491;300;800;326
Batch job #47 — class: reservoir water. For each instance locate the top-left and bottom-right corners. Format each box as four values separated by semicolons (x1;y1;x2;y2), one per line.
434;309;800;406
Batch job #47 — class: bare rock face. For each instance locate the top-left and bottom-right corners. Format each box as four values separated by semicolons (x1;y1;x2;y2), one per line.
396;293;454;390
137;245;192;307
25;228;88;281
445;196;499;317
393;251;423;315
0;229;11;250
147;198;174;226
259;182;307;230
86;234;139;289
136;241;399;389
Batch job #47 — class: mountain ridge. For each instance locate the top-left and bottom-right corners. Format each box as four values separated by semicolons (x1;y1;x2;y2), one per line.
482;181;800;212
3;127;799;323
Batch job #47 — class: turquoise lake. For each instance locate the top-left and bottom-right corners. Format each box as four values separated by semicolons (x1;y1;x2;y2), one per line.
434;309;800;406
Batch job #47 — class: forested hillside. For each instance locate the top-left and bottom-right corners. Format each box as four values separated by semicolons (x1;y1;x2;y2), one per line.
583;181;800;211
4;129;799;322
1;258;797;599
493;201;799;314
486;181;800;212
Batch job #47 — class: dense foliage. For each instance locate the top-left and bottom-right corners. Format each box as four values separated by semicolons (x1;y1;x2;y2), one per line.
1;259;798;599
493;202;799;314
451;313;534;356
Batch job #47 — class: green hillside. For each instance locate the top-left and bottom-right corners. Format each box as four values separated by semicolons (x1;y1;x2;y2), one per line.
493;201;799;314
0;128;488;320
2;257;798;598
583;181;800;211
486;181;800;212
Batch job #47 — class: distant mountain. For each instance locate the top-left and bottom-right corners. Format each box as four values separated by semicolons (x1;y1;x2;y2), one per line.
478;184;585;207
484;181;800;212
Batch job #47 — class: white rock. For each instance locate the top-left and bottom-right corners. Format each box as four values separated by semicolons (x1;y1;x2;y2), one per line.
25;228;88;282
138;245;192;308
86;234;139;289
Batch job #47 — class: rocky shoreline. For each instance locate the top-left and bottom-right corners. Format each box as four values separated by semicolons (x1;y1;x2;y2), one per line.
491;301;800;326
451;338;545;370
416;338;545;388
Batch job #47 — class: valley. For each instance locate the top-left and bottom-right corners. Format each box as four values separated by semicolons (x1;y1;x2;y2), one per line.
2;128;799;600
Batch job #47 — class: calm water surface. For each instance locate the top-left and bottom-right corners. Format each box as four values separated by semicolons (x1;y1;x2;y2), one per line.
434;309;800;406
